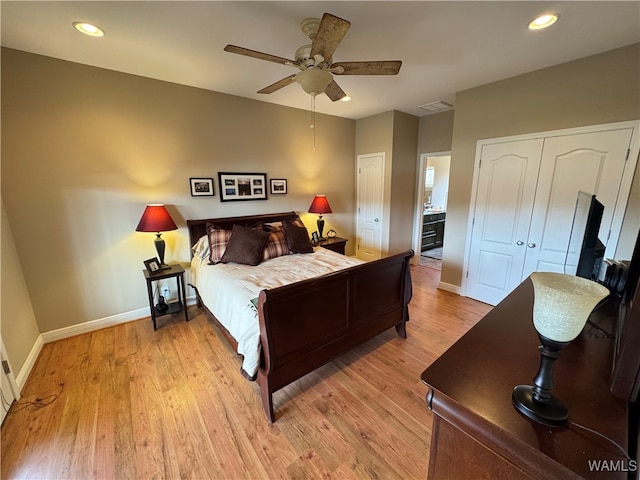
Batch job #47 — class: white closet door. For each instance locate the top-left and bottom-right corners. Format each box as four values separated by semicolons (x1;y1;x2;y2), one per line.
521;128;634;278
465;139;544;306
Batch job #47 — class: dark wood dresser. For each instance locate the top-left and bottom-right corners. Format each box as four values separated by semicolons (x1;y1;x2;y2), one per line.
421;278;635;480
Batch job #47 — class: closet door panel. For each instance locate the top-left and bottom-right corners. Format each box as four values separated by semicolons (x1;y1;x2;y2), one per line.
522;128;634;279
465;139;543;306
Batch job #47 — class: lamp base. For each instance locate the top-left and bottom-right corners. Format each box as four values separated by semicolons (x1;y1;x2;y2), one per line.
512;385;568;426
317;216;325;240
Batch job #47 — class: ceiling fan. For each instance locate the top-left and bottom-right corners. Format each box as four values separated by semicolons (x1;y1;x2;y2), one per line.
224;12;402;101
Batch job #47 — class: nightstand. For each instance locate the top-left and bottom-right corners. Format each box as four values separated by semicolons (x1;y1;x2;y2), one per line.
143;264;189;330
316;237;348;255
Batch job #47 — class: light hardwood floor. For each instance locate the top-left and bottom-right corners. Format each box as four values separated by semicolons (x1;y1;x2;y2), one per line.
1;265;491;479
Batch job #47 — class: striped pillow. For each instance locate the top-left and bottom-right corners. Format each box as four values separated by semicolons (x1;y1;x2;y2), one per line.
207;227;233;264
262;229;290;261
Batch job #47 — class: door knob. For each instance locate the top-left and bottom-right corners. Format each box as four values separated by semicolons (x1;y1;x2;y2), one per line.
516;241;524;246
374;218;379;222
527;243;536;248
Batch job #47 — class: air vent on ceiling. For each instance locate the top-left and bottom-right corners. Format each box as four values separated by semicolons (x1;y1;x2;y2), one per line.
418;100;454;112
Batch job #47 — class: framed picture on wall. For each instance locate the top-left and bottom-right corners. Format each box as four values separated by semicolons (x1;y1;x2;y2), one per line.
270;178;287;195
218;172;267;202
190;177;215;196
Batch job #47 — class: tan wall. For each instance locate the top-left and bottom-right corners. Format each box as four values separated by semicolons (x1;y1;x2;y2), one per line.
1;48;355;334
1;201;40;376
354;111;419;255
443;43;640;288
418;110;454;154
389;111;419;254
355;111;394;253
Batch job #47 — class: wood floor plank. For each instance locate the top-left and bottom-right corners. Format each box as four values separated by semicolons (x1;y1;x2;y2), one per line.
1;265;492;479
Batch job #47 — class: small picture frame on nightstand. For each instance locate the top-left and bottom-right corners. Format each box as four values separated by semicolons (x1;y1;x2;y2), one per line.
311;231;320;244
144;257;162;275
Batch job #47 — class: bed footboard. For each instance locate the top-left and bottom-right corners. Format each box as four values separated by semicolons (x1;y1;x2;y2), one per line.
256;249;413;422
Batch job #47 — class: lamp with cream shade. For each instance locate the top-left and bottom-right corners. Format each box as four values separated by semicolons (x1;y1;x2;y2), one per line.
512;272;610;426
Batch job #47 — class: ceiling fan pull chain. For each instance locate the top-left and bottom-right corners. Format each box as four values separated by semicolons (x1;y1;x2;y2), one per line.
311;95;316;150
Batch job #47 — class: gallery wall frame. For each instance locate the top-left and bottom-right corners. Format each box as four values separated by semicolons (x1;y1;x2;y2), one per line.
190;178;215;196
270;178;287;195
218;172;267;202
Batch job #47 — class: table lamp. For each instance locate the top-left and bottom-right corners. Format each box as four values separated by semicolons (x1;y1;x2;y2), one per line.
512;272;609;426
308;195;332;239
135;204;178;268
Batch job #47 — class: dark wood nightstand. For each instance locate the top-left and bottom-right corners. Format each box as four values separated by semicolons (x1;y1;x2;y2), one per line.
143;264;189;330
316;236;348;255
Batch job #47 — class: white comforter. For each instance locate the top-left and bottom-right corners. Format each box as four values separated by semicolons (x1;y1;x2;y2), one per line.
190;247;364;378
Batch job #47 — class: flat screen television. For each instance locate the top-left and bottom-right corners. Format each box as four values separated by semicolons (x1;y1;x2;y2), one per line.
567;191;606;280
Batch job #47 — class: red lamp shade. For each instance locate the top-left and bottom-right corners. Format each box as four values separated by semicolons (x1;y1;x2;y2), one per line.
308;195;332;239
308;195;332;214
135;204;178;233
135;204;177;266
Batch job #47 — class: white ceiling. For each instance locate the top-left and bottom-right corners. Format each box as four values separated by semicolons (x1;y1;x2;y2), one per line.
2;1;639;120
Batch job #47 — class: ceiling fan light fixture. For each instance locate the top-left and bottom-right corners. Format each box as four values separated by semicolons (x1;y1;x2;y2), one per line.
295;68;333;96
72;21;105;37
528;14;558;30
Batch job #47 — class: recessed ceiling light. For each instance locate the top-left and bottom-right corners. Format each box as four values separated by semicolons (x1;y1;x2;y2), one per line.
73;21;105;37
528;14;559;30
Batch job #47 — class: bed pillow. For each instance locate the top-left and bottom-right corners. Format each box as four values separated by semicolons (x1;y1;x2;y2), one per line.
263;222;282;232
291;215;305;228
191;234;210;261
282;220;314;254
220;224;270;266
207;227;233;264
262;229;291;261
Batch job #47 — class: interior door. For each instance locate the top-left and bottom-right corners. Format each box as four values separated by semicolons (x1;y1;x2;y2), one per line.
465;139;544;305
356;153;384;261
521;128;635;278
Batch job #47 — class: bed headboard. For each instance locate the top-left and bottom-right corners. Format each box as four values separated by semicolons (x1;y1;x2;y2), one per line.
186;211;299;248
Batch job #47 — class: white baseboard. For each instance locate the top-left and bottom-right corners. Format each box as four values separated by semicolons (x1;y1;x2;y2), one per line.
16;335;43;391
18;296;198;390
437;281;461;295
41;295;199;343
41;306;149;344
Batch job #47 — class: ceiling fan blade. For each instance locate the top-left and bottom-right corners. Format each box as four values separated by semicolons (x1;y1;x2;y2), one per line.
224;45;295;66
333;61;402;75
310;13;351;60
257;75;297;94
324;80;348;102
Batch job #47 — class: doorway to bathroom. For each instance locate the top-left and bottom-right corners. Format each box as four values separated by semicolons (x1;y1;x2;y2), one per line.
412;153;451;270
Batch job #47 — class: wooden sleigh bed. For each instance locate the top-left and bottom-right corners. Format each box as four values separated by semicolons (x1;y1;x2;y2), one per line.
187;211;413;422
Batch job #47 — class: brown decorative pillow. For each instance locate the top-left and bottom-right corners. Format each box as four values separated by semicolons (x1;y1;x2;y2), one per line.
282;220;314;254
220;224;270;266
207;227;233;264
291;215;305;228
262;229;291;261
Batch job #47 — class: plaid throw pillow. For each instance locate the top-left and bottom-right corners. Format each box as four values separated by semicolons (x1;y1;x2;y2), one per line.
262;229;291;261
207;227;233;264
